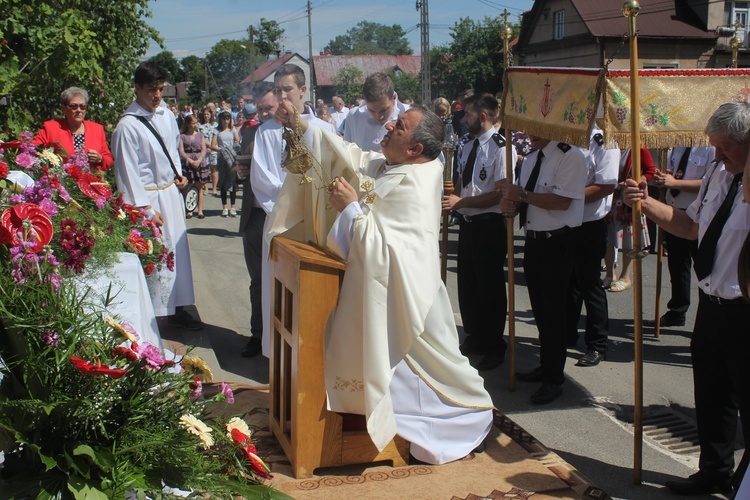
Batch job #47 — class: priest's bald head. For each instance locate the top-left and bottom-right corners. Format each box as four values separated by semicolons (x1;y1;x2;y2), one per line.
379;106;445;165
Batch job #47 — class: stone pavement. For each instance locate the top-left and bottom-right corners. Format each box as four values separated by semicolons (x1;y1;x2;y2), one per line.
169;187;741;500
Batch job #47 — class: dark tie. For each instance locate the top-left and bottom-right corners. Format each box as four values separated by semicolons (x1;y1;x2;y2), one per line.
670;147;691;198
519;150;544;229
462;139;480;188
694;174;741;281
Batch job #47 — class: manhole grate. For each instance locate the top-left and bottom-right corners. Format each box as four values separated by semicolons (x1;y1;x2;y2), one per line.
589;399;701;458
642;411;700;455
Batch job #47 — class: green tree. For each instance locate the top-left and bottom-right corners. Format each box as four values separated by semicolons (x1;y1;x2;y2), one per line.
333;65;364;105
148;50;184;83
205;39;253;100
430;17;520;100
180;55;205;104
325;21;413;56
250;18;285;57
0;0;160;135
389;70;420;103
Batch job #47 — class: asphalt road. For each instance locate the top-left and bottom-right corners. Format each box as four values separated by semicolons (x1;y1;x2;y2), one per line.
170;188;742;500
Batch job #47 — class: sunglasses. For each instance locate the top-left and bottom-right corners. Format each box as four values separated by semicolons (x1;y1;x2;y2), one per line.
66;103;87;110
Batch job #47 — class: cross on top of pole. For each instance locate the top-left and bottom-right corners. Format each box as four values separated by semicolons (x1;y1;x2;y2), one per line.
501;9;511;26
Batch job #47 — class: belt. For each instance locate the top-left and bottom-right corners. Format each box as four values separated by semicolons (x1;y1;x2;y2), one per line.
703;293;747;306
525;226;571;239
145;180;176;191
461;213;503;223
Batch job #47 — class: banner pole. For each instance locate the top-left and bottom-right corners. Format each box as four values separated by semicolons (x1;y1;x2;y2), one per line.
623;0;644;485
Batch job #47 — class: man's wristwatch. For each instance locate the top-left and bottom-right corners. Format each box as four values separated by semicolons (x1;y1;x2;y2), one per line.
519;189;529;203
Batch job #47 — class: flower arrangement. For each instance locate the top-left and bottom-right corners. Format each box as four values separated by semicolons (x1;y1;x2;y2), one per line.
0;135;284;498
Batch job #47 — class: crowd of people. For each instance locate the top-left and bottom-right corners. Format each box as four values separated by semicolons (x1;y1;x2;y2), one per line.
31;61;749;497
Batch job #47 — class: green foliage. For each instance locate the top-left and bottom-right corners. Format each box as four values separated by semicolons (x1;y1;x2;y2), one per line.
389;70;420;103
0;0;160;137
147;51;184;83
333;65;364;106
251;18;285;58
206;39;261;100
430;16;520;100
325;21;413;56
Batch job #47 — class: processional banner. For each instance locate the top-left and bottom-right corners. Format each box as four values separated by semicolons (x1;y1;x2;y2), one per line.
502;67;604;148
603;68;750;149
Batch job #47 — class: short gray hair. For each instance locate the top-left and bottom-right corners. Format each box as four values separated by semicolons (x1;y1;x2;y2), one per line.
705;102;750;143
409;105;445;161
60;87;89;106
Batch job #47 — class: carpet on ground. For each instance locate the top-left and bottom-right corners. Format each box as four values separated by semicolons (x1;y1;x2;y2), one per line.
206;383;611;499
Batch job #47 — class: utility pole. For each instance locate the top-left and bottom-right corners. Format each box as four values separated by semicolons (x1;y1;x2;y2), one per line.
204;58;209;98
248;25;256;90
307;0;316;104
418;0;430;104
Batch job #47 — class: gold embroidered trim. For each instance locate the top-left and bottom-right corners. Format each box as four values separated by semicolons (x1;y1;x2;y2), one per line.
332;376;364;392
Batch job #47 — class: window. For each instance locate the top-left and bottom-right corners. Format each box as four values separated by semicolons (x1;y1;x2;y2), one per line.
553;10;565;40
643;63;679;69
732;2;749;45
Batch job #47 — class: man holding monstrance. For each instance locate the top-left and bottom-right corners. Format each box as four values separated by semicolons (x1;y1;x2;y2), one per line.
267;100;494;464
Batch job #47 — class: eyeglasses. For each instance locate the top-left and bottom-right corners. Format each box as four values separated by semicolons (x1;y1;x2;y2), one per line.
66;103;87;110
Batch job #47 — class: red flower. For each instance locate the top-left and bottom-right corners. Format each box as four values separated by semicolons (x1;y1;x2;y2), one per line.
113;346;139;362
143;262;155;275
125;230;151;255
0;140;22;150
0;161;7;179
76;172;112;202
242;447;274;479
69;356;127;379
0;203;54;252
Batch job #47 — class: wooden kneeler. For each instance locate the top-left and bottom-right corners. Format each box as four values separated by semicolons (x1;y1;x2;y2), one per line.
269;237;409;479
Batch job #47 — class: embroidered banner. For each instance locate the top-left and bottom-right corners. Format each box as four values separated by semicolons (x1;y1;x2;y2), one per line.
501;67;604;148
603;68;750;149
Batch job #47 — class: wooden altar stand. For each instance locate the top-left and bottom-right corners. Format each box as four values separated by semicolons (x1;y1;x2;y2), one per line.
269;237;409;479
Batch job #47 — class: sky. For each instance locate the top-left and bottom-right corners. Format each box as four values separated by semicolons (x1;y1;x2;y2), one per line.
146;0;534;60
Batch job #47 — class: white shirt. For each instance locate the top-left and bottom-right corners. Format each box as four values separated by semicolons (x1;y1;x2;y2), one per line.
456;128;515;217
581;129;619;222
666;147;714;210
330;106;349;131
250;112;336;214
686;163;750;299
344;98;409;152
518;141;586;232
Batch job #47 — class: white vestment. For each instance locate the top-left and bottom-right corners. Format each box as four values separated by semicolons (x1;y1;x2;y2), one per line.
251;113;337;356
343;98;409;152
267;128;494;464
112;101;195;316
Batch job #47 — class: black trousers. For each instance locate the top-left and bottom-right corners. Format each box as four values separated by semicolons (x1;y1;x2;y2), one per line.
457;215;508;354
664;225;698;317
524;230;575;385
241;208;266;339
567;218;609;352
691;292;750;488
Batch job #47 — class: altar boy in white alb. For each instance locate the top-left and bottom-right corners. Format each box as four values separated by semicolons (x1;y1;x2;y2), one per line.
269;101;494;464
112;62;199;329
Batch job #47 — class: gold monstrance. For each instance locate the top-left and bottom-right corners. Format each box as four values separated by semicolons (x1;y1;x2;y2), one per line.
282;106;315;184
281;106;339;195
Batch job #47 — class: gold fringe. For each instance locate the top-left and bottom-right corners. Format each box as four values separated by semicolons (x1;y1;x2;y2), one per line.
504;117;591;148
603;131;710;150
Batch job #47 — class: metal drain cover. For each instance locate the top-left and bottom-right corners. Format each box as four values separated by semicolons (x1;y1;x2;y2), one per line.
588;398;700;457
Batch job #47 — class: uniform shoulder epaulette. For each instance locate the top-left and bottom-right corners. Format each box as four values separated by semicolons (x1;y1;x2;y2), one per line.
492;133;506;148
593;133;604;146
557;142;571;152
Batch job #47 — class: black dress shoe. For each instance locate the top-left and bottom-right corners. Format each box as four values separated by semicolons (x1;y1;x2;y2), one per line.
475;352;505;371
516;367;544;383
241;337;262;358
576;350;605;367
665;472;733;496
644;312;686;328
530;383;563;405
